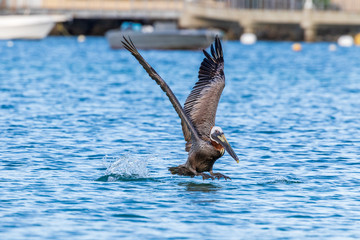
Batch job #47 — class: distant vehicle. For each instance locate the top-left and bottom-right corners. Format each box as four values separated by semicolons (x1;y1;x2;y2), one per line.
105;21;223;50
0;15;69;40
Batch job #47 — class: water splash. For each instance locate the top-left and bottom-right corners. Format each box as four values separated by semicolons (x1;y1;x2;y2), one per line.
97;154;150;181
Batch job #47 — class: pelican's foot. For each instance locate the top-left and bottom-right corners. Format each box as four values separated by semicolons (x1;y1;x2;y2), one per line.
210;172;231;181
197;173;214;180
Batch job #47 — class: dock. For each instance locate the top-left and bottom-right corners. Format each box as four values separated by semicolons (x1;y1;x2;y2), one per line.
2;0;360;41
180;0;360;41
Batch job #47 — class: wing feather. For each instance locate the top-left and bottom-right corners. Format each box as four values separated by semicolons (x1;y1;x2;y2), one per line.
122;37;200;144
182;36;225;144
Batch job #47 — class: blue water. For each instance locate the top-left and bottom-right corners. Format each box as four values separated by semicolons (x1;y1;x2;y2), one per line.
1;37;360;239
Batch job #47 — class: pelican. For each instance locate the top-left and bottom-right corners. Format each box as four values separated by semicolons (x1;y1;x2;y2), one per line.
122;36;239;180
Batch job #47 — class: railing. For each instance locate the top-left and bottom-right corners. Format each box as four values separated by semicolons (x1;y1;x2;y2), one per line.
1;0;184;12
194;0;360;12
217;0;305;10
1;0;360;14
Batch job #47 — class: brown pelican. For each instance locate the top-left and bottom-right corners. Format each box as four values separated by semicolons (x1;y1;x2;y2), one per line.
122;36;239;180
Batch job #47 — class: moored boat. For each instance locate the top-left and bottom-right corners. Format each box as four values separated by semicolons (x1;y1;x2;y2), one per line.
0;15;70;40
106;22;223;50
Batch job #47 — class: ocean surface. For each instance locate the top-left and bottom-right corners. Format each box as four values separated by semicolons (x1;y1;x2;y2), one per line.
1;37;360;239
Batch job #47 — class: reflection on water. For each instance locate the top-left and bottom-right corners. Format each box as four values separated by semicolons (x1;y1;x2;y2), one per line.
179;182;222;193
95;174;152;182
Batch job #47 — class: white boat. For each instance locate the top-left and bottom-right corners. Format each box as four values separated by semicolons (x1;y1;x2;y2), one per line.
0;15;69;40
106;22;223;50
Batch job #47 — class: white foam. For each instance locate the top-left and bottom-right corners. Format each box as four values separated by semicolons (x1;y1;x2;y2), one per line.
102;154;149;179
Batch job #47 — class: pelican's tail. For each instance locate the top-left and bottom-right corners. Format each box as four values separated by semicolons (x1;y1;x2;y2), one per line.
168;165;195;177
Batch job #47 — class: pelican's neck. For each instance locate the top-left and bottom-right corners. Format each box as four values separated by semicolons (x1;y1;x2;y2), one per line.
211;140;225;156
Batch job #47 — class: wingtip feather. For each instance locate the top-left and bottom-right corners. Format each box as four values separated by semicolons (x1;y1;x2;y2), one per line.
215;35;223;58
203;49;213;61
121;36;137;52
203;35;223;63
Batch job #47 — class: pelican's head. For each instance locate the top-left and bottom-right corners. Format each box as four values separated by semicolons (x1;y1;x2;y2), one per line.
210;126;239;163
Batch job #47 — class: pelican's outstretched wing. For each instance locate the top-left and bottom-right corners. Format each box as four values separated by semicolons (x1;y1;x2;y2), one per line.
122;37;200;143
183;36;225;142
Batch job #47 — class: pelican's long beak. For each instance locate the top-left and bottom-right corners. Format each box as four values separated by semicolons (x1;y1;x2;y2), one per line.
213;133;239;163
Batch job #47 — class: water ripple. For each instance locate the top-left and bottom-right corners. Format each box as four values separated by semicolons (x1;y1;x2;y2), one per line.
1;38;360;239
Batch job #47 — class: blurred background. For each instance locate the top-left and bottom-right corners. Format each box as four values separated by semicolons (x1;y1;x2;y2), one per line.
2;1;360;240
1;0;360;42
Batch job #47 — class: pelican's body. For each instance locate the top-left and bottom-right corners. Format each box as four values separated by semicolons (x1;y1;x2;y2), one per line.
122;36;239;180
176;138;223;175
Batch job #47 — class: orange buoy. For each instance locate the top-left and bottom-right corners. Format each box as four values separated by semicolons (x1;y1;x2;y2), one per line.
354;33;360;46
292;43;302;52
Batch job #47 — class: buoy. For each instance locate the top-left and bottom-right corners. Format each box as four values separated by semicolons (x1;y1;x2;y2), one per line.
7;41;14;48
354;33;360;46
240;33;257;45
77;35;86;43
337;35;353;47
329;44;337;52
142;25;154;33
292;43;302;52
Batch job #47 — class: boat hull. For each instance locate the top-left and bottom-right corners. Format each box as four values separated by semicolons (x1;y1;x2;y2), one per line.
0;15;68;40
106;29;222;50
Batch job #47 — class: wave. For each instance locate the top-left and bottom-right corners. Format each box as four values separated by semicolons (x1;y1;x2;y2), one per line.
257;176;302;185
